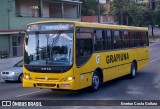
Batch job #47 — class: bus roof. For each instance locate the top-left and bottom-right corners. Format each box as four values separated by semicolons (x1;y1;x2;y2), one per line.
28;20;148;31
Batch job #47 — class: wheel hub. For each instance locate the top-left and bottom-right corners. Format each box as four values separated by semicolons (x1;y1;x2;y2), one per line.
132;66;136;76
93;75;99;89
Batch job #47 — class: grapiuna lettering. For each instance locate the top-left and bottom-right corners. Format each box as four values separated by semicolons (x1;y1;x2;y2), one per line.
106;53;129;64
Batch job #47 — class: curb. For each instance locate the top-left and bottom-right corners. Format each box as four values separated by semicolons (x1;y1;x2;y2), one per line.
150;38;160;46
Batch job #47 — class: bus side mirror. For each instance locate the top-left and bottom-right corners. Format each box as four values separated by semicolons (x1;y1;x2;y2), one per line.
25;32;29;45
26;38;28;45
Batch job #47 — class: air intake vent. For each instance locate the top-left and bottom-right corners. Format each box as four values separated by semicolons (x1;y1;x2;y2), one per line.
2;72;9;74
36;83;56;87
36;78;59;81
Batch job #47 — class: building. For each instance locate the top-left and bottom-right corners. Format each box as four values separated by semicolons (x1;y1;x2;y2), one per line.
81;0;114;23
136;0;160;10
136;0;160;5
136;0;148;3
0;0;82;59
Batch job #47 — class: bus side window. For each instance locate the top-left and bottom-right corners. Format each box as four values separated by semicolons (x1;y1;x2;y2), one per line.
94;30;105;51
133;31;136;47
139;32;142;46
145;32;149;46
76;28;93;67
121;31;124;48
137;32;141;47
124;31;129;48
129;31;134;47
119;31;123;49
135;32;139;47
106;30;112;50
141;31;148;46
113;30;120;49
142;32;145;46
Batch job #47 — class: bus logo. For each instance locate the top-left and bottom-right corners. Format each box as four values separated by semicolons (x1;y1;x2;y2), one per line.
2;101;11;106
41;68;51;71
96;55;100;64
45;76;48;80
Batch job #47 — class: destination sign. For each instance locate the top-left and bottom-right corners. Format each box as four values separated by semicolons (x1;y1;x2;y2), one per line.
27;23;74;31
42;23;74;31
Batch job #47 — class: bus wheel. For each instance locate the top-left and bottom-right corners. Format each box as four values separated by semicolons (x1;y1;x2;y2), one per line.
90;71;101;92
129;62;137;78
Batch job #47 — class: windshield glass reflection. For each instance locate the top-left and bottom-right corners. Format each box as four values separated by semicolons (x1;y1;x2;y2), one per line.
24;32;73;66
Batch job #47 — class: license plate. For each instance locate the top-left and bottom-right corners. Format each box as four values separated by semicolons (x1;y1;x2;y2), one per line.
1;76;8;79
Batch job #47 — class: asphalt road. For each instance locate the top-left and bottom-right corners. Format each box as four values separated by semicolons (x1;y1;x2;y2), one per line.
0;41;160;109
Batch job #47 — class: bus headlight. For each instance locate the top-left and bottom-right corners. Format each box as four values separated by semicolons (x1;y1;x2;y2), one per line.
68;77;73;81
62;77;73;82
25;75;30;79
24;73;31;80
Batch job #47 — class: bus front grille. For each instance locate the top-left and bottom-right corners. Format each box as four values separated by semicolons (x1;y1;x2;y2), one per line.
35;78;59;81
36;83;56;87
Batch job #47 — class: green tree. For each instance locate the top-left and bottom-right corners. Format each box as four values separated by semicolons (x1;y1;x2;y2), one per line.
131;4;150;26
110;0;136;25
81;0;105;16
110;0;151;26
154;5;160;27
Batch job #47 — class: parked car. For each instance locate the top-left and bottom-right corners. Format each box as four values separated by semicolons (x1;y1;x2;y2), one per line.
1;60;23;82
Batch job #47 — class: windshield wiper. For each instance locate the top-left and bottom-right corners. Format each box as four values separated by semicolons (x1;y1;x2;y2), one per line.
46;33;61;65
50;33;61;54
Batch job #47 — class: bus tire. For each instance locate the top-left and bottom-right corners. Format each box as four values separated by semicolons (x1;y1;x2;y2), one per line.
129;62;137;78
90;71;101;92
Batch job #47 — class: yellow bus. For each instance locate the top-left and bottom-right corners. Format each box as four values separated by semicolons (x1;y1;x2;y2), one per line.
23;20;150;91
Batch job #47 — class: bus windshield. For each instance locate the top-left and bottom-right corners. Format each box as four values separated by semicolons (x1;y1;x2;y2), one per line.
24;31;73;66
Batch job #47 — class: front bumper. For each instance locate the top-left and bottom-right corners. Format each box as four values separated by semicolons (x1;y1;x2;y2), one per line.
1;74;19;81
23;78;77;90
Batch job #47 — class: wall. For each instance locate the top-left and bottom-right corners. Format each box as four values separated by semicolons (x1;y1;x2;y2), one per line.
64;4;78;18
16;0;39;17
12;35;24;57
9;0;80;30
0;35;10;52
81;16;114;23
0;0;81;30
49;2;62;18
137;0;148;3
43;1;49;18
0;1;9;30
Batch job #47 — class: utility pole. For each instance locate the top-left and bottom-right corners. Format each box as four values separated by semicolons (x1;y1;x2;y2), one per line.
98;0;101;23
149;0;155;11
149;0;155;38
120;12;123;25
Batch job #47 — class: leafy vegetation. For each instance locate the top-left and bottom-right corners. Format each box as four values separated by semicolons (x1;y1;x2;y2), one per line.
81;0;105;16
110;0;160;27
